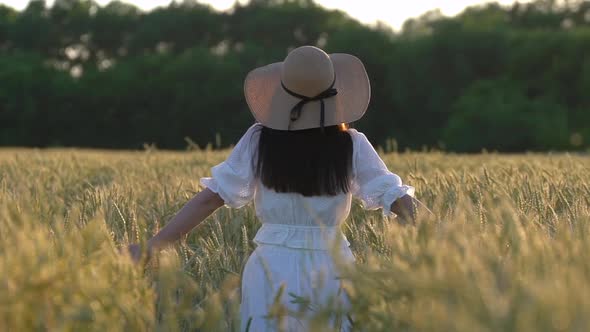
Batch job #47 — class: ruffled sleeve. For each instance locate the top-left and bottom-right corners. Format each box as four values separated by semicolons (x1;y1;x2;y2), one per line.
348;129;415;216
200;123;261;208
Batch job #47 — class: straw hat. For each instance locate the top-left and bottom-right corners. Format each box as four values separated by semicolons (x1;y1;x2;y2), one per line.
244;46;371;131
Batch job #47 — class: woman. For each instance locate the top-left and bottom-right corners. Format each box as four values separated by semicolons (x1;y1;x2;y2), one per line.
128;46;418;331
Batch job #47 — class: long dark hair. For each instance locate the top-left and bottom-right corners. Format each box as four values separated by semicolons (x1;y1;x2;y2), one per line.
254;124;353;197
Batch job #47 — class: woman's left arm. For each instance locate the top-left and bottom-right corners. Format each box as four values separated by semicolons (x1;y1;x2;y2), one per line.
128;188;224;262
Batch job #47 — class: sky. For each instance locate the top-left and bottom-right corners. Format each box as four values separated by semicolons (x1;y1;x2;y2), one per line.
0;0;530;30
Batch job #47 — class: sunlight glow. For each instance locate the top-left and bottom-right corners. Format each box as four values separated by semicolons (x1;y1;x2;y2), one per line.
0;0;530;29
316;0;532;29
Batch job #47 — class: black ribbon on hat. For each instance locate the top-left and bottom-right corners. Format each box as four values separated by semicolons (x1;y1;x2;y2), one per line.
281;76;338;131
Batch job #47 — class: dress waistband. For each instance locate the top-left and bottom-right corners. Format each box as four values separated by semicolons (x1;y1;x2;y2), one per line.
253;223;350;250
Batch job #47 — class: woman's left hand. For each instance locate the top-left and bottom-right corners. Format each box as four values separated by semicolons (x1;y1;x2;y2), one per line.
126;243;145;264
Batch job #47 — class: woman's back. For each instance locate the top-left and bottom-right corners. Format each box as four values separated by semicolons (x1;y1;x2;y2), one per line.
200;123;414;250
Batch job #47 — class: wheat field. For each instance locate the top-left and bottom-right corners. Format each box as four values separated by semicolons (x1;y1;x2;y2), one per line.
1;148;589;331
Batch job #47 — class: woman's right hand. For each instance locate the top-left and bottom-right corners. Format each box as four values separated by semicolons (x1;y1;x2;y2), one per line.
391;194;418;225
391;194;436;225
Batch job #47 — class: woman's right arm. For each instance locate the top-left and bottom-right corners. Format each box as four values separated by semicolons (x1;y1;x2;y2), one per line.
349;129;419;224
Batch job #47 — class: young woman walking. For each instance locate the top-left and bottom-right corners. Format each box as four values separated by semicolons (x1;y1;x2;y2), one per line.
128;46;418;331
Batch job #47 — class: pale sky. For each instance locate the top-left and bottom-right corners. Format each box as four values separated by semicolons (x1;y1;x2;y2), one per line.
1;0;530;30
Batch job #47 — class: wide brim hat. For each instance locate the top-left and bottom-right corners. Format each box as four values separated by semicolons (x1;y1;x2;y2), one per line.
244;46;371;131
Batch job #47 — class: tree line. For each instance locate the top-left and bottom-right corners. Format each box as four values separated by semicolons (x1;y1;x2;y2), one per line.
1;0;589;152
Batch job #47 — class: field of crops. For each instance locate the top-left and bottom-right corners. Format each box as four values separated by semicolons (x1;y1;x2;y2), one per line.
1;148;590;331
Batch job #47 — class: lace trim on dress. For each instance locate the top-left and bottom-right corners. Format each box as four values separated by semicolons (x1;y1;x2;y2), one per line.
253;223;350;250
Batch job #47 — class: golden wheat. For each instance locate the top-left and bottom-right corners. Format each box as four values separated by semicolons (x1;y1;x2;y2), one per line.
1;148;589;331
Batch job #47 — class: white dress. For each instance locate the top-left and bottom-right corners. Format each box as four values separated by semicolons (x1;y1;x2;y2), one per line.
200;124;414;332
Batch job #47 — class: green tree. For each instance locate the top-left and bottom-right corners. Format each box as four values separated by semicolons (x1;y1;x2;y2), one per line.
0;0;588;151
443;79;570;152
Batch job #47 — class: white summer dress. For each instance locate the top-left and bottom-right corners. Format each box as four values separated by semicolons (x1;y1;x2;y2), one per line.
200;124;414;332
